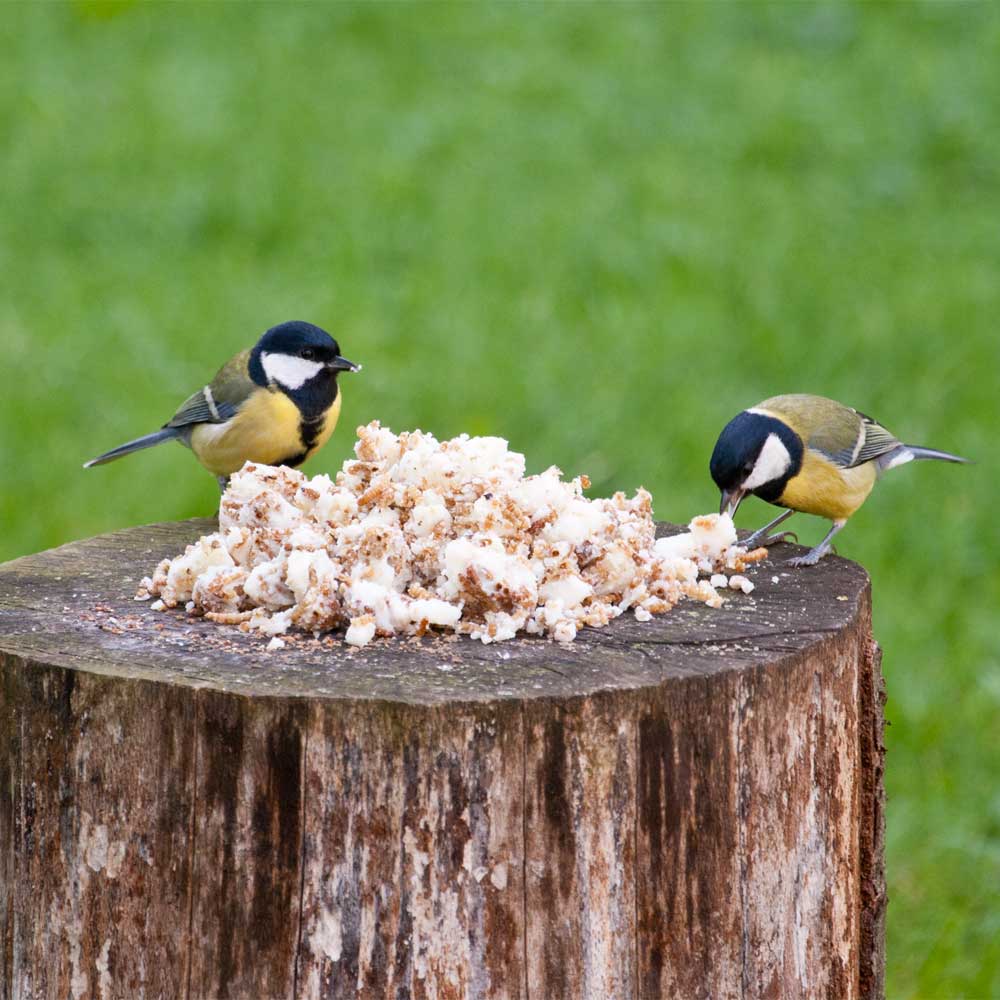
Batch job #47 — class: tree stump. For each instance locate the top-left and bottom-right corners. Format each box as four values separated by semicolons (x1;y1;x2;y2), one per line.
0;519;886;1000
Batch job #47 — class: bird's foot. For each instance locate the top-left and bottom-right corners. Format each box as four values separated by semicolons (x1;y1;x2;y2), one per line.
740;509;796;550
743;530;798;549
787;544;832;568
784;519;845;567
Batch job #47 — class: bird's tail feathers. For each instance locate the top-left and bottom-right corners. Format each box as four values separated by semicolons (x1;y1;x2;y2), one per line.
905;445;971;464
83;428;179;468
877;443;971;473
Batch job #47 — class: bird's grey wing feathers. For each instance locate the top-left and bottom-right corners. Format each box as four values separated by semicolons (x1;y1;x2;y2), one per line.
850;414;902;467
165;351;252;429
165;387;239;429
807;406;901;469
811;439;858;468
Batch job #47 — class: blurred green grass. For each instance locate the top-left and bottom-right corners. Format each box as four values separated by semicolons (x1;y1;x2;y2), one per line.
1;3;998;994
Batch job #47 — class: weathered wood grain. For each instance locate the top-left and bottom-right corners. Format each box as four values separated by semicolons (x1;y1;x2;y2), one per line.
636;670;742;999
737;628;861;998
0;520;886;999
523;693;638;999
296;699;525;1000
1;659;194;1000
859;629;888;1000
187;692;309;999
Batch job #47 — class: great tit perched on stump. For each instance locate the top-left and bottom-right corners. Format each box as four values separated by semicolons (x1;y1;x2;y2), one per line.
710;393;969;566
85;320;361;490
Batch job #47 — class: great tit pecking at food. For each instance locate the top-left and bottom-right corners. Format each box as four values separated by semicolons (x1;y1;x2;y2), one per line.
710;393;969;567
85;320;361;490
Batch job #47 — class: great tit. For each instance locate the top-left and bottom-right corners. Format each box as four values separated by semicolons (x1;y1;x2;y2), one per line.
85;320;361;490
710;393;968;566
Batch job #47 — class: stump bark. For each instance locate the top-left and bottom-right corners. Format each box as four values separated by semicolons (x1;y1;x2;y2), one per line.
0;519;886;1000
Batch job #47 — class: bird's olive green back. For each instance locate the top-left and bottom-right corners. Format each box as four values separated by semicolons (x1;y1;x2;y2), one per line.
758;393;899;469
207;350;256;407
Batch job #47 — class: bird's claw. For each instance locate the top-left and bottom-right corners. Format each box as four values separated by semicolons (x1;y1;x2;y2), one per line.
787;546;830;568
744;530;798;549
765;530;798;547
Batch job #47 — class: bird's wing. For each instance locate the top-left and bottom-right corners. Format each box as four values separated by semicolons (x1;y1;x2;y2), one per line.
808;408;900;469
165;350;252;429
798;402;866;468
165;388;238;428
849;412;903;467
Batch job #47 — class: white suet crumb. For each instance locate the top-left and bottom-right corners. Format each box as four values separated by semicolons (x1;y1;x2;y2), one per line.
728;574;755;594
266;637;286;652
140;421;767;646
345;615;377;647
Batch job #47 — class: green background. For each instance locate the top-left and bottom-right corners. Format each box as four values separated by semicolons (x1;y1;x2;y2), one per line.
2;3;998;994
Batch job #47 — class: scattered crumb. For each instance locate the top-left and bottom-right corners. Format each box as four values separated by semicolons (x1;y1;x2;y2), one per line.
266;636;286;651
552;620;577;644
345;615;376;647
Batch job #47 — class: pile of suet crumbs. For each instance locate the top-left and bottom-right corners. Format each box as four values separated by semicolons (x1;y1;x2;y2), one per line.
137;422;768;648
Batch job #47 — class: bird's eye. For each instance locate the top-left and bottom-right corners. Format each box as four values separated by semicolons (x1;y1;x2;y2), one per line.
300;347;316;361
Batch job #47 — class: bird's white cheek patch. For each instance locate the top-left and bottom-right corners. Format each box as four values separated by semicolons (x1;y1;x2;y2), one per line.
744;433;792;490
261;352;324;390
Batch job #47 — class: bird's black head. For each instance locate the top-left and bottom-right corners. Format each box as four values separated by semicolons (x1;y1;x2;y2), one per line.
710;409;803;516
249;321;360;392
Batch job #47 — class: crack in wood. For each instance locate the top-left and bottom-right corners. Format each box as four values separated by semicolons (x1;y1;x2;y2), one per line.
292;722;310;999
632;714;640;1000
589;625;845;652
737;669;750;1000
858;635;887;1000
184;692;200;1000
521;700;530;1000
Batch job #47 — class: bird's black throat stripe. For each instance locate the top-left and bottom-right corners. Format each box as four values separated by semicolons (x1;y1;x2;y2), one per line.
282;413;326;468
277;418;323;468
279;378;339;468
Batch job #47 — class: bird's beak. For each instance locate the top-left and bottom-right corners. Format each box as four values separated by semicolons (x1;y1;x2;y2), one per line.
329;356;362;373
719;488;746;519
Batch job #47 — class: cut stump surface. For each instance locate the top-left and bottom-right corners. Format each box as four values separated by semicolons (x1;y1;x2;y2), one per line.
0;519;886;1000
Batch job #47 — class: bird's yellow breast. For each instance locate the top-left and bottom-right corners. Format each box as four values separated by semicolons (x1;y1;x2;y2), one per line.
777;450;877;521
189;389;342;477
